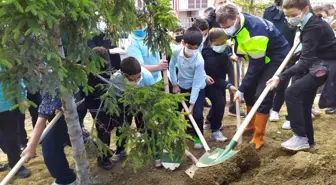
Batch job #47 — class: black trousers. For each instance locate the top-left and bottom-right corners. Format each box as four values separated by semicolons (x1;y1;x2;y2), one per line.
90;109;115;158
286;73;327;145
0;110;21;168
244;63;278;114
18;92;41;145
178;87;205;136
206;84;225;132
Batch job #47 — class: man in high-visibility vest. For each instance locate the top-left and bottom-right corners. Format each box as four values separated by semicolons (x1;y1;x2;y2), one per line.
216;3;290;150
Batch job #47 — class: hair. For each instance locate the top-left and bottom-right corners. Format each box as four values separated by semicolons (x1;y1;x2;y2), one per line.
282;0;310;10
208;28;227;43
204;7;215;15
274;0;283;7
183;26;203;46
120;57;141;75
313;5;328;18
215;3;239;24
192;18;209;31
324;3;335;11
92;47;110;62
174;27;185;34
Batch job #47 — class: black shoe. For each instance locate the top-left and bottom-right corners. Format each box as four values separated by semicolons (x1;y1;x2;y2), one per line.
228;104;246;118
0;164;8;172
97;157;113;170
325;107;336;114
15;166;31;178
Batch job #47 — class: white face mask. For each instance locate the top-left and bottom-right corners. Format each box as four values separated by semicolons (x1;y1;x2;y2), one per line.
286;12;304;27
223;19;238;36
211;44;227;53
184;47;198;57
136;76;143;86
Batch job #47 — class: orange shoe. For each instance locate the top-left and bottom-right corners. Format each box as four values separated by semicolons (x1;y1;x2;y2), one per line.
250;113;269;150
244;106;256;134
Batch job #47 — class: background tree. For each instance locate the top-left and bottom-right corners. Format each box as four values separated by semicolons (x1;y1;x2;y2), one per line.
0;0;181;183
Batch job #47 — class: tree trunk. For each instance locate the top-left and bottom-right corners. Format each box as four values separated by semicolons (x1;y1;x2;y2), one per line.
55;27;92;184
62;95;92;185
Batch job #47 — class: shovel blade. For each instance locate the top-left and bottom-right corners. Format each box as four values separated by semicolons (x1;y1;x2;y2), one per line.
196;148;239;168
185;164;198;178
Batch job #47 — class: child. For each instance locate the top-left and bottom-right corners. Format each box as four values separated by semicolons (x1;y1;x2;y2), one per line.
109;57;160;166
202;28;237;141
170;27;185;52
192;18;209;52
169;26;208;149
0;67;31;178
127;19;168;83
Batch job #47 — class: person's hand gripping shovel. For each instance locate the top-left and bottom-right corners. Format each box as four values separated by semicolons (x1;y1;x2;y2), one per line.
196;31;302;168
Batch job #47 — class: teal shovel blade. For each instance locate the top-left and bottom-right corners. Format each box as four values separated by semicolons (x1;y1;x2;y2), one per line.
196;141;239;168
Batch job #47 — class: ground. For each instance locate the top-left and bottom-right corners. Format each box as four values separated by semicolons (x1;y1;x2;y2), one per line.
0;98;336;185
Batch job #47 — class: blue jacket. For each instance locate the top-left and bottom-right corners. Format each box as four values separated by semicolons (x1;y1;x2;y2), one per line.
127;34;162;83
0;68;26;112
232;13;290;93
263;5;296;47
169;47;206;104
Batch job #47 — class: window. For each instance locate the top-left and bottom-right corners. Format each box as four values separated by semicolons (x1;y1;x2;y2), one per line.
188;0;208;9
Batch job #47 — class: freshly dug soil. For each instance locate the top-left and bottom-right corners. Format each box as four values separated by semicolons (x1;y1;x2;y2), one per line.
187;144;260;185
1;103;336;185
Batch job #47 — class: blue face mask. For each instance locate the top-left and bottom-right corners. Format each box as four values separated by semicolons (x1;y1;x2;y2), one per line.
134;29;146;37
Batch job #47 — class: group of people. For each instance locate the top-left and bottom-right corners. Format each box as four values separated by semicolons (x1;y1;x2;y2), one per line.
0;0;336;184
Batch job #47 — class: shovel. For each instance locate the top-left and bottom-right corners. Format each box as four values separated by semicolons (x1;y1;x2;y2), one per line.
232;49;242;145
196;31;302;168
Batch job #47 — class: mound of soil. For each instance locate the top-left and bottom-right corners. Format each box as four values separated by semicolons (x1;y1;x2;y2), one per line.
187;144;260;185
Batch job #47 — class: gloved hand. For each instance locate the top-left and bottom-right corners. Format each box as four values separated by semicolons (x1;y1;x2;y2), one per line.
234;90;244;101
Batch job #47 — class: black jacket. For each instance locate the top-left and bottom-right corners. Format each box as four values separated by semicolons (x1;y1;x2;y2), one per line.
205;9;220;29
202;41;232;89
280;15;336;81
87;33;121;70
263;5;296;47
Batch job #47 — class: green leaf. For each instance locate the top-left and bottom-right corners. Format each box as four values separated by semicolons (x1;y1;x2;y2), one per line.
0;59;13;69
13;1;24;13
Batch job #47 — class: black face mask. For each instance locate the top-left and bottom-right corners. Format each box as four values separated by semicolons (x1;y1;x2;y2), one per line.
175;35;183;43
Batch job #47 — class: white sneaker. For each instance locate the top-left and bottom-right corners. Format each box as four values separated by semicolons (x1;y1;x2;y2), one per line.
210;131;228;142
154;159;163;168
311;107;321;116
269;110;280;122
52;180;77;185
282;120;291;130
111;150;126;162
281;135;310;151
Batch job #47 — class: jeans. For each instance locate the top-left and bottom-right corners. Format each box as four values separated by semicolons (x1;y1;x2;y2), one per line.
179;87;205;136
286;73;327;145
206;84;225;132
42;116;77;184
0;110;21;168
244;63;278;114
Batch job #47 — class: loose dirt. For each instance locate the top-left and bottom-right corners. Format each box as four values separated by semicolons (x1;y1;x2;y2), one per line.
0;101;335;185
